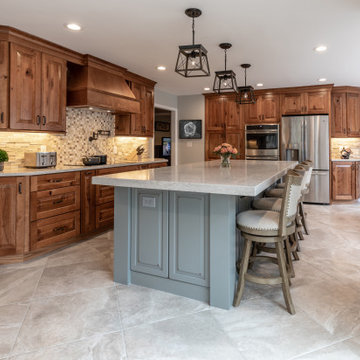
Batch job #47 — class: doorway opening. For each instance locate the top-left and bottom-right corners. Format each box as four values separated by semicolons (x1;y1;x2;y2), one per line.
154;108;172;166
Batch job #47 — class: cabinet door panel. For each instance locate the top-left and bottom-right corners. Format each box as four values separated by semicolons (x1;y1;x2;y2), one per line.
306;91;330;114
41;53;66;132
281;93;303;115
169;192;209;286
246;102;261;123
81;170;96;234
130;82;145;135
144;86;154;136
131;189;168;278
223;97;241;131
10;44;41;130
0;177;26;256
346;93;360;136
356;163;360;199
332;162;355;201
205;132;225;160
226;132;244;159
262;94;279;123
205;96;224;131
0;41;9;129
331;93;347;137
96;201;114;230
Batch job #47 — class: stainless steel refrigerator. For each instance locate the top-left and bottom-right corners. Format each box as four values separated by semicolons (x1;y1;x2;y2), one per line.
281;115;330;204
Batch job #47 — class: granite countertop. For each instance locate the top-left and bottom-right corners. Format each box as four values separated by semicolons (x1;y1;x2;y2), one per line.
331;158;360;162
0;158;167;177
92;160;297;197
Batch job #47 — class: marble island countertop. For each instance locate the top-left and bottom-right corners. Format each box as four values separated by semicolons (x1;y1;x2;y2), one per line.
331;158;360;162
92;160;297;196
0;158;167;177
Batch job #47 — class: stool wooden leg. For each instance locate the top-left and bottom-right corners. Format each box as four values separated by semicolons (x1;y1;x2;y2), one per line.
285;237;295;278
299;202;309;235
275;242;295;315
233;238;252;307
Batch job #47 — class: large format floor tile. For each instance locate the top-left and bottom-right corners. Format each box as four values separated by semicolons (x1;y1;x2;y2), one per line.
11;287;122;355
124;310;243;360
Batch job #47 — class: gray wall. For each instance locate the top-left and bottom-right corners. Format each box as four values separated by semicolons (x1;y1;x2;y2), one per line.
154;88;178;109
177;95;205;164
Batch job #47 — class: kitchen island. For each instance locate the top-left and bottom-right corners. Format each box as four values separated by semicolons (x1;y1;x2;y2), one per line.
93;160;297;309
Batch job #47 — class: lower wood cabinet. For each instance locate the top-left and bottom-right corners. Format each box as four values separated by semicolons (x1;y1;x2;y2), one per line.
0;177;27;256
130;189;210;287
331;161;359;201
30;211;80;250
95;201;114;230
81;170;96;234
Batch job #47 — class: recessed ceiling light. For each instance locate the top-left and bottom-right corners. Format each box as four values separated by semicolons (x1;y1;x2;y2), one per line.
204;87;210;91
157;66;166;71
256;83;264;87
318;78;327;82
314;45;327;52
66;23;82;31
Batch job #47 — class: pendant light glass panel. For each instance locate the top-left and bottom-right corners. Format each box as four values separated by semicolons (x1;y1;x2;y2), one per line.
175;8;210;78
175;44;210;77
236;64;256;104
213;70;238;93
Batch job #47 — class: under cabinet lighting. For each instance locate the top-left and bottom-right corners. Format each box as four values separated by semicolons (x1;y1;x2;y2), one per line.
66;23;82;31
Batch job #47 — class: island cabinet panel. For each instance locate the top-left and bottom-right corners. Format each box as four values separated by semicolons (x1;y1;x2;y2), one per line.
169;192;209;287
41;53;66;132
9;43;42;130
332;161;356;201
0;177;27;256
131;189;169;278
0;41;9;129
331;92;347;137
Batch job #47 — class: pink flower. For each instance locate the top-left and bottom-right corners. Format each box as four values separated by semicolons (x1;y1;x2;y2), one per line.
214;146;221;152
220;148;228;154
232;148;238;154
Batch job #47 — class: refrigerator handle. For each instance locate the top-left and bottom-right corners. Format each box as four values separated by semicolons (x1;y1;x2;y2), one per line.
300;120;305;162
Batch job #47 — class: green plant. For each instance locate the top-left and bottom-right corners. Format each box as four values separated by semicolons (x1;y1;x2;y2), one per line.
0;149;9;163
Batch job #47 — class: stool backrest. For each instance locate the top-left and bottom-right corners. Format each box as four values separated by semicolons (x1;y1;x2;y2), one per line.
300;161;313;190
294;165;307;192
278;170;303;236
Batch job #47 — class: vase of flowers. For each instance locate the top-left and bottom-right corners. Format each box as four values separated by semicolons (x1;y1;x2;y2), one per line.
340;146;352;159
0;149;9;171
213;143;238;167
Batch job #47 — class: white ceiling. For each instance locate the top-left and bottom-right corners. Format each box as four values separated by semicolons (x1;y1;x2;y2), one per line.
1;0;360;95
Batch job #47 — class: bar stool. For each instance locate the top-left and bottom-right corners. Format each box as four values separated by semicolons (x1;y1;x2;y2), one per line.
234;170;303;315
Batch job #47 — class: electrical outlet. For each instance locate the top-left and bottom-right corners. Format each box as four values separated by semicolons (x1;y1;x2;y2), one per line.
142;196;156;208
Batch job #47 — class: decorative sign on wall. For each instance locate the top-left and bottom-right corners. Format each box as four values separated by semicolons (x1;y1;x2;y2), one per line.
179;120;202;139
155;121;171;132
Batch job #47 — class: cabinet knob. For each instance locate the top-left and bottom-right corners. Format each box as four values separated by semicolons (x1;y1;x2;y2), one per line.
42;116;47;126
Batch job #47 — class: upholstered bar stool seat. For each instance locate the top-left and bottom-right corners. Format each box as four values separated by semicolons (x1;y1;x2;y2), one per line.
252;197;282;212
265;187;285;198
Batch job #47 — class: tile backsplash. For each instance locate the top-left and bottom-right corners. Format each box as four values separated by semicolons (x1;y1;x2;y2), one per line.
331;138;360;159
0;108;151;167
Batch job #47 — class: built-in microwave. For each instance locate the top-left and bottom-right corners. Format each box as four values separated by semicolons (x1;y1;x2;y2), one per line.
245;124;280;160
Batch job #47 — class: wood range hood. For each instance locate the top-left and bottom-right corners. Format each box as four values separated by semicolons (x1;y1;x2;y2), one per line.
67;55;141;114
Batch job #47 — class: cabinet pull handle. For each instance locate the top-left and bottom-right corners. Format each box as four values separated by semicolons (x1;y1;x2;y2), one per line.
36;115;41;126
0;112;3;123
52;197;64;205
53;226;66;233
42;116;47;126
343;128;346;134
18;182;22;194
50;178;62;183
85;171;92;175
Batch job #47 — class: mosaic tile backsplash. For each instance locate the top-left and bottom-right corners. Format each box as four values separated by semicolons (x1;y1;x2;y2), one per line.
0;108;151;166
331;138;360;159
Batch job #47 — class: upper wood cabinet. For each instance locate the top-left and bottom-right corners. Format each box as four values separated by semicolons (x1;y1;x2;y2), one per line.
245;94;280;124
281;88;331;115
9;44;66;132
115;81;154;137
0;177;27;256
205;96;224;132
331;87;360;137
0;41;9;129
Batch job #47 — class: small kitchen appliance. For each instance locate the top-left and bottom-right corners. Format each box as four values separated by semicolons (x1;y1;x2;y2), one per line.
24;152;57;168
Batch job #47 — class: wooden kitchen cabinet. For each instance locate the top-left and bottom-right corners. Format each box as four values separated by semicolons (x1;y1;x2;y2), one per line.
281;88;331;115
0;41;9;129
245;94;280;124
81;170;96;234
356;162;360;199
205;132;225;160
0;177;27;256
332;161;356;201
9;43;66;132
331;87;360;137
205;96;224;132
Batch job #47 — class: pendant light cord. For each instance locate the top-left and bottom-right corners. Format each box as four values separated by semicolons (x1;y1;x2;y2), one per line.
192;17;195;45
224;49;227;71
244;68;247;86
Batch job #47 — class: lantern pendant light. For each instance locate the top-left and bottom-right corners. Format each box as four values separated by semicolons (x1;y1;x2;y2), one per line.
213;43;238;93
236;64;256;104
175;8;210;78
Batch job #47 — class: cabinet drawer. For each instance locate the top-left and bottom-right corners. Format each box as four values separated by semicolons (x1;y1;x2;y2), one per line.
96;201;114;229
30;185;80;221
147;162;167;169
30;211;80;250
31;172;80;192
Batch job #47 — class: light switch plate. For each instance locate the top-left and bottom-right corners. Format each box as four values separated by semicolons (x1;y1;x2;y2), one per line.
186;142;193;148
142;196;156;208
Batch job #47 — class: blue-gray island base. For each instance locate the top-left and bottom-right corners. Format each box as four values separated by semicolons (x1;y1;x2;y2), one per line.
93;160;297;309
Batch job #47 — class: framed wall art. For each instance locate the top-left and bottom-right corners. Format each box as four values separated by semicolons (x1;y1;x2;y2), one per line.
179;119;202;139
